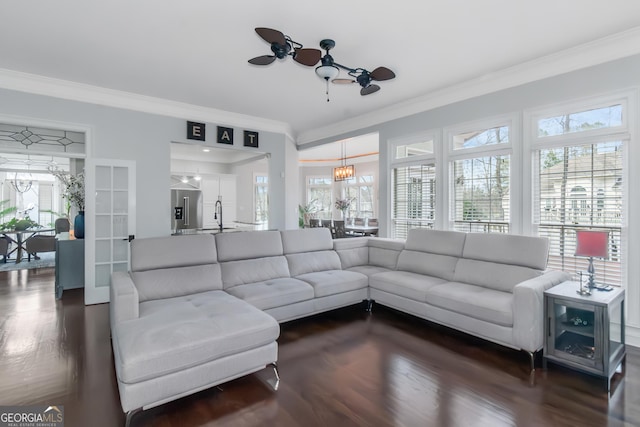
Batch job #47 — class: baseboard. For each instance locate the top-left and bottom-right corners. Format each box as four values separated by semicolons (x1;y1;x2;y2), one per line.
626;324;640;348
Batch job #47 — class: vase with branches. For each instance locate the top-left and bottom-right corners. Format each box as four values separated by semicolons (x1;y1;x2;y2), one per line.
50;170;85;237
334;197;354;220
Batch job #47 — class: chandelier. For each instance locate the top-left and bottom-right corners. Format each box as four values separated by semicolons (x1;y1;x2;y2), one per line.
10;172;33;193
333;142;355;182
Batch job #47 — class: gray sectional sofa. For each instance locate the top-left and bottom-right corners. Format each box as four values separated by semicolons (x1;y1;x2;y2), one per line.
110;227;570;425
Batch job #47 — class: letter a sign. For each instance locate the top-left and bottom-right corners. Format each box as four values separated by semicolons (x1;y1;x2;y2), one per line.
217;126;234;145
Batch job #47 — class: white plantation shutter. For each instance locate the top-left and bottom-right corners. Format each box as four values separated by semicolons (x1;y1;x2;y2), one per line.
392;164;436;239
534;141;623;286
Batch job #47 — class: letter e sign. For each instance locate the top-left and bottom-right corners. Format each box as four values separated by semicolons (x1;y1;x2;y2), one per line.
244;131;259;148
187;121;205;141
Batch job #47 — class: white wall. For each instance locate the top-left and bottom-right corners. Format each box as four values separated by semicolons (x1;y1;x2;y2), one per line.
0;88;291;238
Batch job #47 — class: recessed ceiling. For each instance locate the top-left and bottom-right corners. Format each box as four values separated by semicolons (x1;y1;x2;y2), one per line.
2;2;640;139
298;133;379;166
170;143;265;164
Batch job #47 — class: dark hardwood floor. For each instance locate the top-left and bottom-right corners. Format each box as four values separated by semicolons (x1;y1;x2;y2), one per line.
1;267;638;427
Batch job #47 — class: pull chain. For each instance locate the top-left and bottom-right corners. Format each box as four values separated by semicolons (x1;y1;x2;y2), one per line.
326;78;330;102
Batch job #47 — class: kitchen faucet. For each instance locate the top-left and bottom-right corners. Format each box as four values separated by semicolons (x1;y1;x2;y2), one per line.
214;200;223;232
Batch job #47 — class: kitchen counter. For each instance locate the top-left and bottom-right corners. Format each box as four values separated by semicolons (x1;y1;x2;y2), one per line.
171;223;270;236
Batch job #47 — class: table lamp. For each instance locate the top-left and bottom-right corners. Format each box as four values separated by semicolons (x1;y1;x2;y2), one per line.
575;230;609;289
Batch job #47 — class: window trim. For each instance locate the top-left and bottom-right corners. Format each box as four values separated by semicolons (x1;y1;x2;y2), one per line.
524;90;634;294
529;92;629;146
444;114;518;232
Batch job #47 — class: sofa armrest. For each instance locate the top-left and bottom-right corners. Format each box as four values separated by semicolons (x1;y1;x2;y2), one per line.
110;271;140;329
512;270;571;352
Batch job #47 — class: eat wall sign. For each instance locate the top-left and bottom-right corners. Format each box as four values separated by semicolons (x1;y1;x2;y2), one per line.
187;121;259;148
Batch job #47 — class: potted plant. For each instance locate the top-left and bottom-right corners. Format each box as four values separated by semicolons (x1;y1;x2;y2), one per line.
51;171;85;238
298;199;318;228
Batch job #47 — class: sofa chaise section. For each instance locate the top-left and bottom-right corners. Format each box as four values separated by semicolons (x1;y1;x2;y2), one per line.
110;234;279;425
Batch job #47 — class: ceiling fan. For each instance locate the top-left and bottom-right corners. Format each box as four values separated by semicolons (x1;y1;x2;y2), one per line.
248;28;396;99
248;27;321;67
315;38;396;96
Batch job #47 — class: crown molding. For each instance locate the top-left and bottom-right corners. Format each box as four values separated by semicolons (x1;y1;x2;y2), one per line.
0;68;295;140
297;26;640;145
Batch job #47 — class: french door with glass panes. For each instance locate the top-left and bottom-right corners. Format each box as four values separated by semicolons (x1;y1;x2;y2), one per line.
85;159;136;305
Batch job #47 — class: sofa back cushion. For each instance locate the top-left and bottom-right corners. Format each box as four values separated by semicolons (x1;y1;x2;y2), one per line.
396;229;466;280
454;259;542;293
130;234;222;302
369;238;404;269
132;264;223;302
281;228;341;276
131;234;218;271
462;232;549;270
281;228;333;254
215;231;291;289
220;257;291;289
453;232;549;292
334;237;369;269
215;230;283;262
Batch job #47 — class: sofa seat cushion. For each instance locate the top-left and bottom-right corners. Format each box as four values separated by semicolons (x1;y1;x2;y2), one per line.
115;291;279;384
346;265;392;277
369;271;446;302
225;278;314;310
295;270;368;298
425;282;513;327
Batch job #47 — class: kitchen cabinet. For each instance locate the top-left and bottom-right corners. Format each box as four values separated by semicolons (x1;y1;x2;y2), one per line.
202;175;236;228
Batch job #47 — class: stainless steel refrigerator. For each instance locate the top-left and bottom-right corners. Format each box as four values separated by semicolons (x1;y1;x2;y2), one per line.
171;189;203;232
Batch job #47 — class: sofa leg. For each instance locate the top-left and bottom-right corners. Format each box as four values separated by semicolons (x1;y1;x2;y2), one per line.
526;350;536;372
124;407;142;427
365;299;374;313
269;362;280;391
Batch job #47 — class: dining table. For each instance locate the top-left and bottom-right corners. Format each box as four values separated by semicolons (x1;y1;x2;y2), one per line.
344;224;379;236
1;228;55;263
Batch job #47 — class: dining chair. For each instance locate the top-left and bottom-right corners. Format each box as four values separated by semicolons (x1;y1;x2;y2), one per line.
25;235;56;261
321;219;332;228
309;218;321;228
332;220;346;239
55;218;71;234
353;217;365;226
0;237;9;263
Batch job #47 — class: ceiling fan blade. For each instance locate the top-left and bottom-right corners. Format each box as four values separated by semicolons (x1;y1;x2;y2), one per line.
248;55;277;65
293;48;322;66
370;67;396;81
361;84;380;96
333;78;356;85
254;27;286;46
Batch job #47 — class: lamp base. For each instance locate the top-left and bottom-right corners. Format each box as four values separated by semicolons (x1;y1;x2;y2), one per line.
576;288;592;296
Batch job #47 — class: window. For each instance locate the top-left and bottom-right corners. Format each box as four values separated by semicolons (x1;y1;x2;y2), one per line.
534;140;623;286
449;122;512;233
537;104;623;138
390;132;437;239
532;101;627;286
254;175;268;224
392;164;436;239
307;177;332;220
345;175;374;218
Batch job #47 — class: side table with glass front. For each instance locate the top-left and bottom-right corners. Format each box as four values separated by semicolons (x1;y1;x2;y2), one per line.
543;281;625;392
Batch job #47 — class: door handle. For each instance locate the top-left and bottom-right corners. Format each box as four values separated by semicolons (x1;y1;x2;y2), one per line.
122;235;135;242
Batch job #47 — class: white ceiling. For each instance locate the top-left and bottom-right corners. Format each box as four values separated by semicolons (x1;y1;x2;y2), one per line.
2;1;640;141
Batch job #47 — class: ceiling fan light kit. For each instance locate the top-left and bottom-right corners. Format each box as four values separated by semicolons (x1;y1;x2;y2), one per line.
249;28;396;102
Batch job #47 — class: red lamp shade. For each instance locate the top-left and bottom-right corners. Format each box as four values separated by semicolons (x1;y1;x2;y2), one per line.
575;230;609;258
